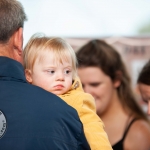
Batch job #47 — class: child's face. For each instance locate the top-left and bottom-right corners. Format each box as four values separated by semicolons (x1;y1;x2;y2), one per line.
138;83;150;115
26;51;73;95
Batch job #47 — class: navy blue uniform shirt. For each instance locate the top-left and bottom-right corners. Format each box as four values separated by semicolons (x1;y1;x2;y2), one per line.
0;56;90;150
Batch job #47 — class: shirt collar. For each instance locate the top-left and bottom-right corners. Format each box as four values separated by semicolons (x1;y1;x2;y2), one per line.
0;56;26;82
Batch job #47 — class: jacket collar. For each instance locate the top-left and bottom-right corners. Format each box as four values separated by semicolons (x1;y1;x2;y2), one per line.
0;56;26;82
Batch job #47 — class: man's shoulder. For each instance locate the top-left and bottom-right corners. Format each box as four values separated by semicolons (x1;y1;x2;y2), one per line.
25;83;77;109
0;80;88;149
2;79;79;118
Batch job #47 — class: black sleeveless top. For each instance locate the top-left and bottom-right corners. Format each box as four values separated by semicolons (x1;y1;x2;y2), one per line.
112;118;138;150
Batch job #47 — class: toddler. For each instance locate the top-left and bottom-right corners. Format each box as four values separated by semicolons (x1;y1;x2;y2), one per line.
23;34;112;150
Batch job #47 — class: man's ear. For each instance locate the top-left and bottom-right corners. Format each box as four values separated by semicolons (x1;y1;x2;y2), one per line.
113;71;122;88
13;27;23;63
25;69;33;83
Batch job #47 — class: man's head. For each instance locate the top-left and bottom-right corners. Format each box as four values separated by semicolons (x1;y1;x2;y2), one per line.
0;0;27;43
0;0;27;63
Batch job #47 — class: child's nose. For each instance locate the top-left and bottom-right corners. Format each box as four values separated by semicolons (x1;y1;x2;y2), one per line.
56;72;65;81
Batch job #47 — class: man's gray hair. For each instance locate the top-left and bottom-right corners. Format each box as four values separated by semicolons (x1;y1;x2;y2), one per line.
0;0;27;43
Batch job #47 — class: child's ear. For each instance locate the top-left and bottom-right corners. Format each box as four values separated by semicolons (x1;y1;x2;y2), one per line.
113;71;122;88
25;69;32;83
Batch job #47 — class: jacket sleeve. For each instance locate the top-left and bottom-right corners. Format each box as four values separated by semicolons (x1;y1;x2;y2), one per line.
77;93;113;150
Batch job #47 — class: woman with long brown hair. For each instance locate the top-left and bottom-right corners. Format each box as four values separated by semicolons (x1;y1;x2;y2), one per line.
137;60;150;115
76;39;150;150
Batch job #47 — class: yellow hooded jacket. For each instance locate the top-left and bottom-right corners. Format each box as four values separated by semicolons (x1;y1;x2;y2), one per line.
59;77;112;150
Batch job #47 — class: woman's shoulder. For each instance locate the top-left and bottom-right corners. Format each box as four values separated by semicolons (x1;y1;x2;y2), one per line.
129;119;150;136
125;119;150;150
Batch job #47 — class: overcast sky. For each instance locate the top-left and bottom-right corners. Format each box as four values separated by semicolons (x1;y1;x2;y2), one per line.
19;0;150;46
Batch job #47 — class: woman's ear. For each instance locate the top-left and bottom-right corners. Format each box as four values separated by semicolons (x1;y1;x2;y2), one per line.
25;69;32;83
113;71;122;88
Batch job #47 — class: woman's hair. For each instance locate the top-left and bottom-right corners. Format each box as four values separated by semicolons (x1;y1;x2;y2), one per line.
137;60;150;86
0;0;27;43
23;34;78;79
76;39;148;121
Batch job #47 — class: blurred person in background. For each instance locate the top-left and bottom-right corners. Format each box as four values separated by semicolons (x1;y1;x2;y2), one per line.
137;60;150;115
76;39;150;150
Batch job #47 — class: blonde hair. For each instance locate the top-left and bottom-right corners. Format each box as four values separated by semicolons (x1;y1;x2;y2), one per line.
23;34;78;79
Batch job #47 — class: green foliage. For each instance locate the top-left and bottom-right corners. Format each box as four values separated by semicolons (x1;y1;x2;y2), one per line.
138;21;150;34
